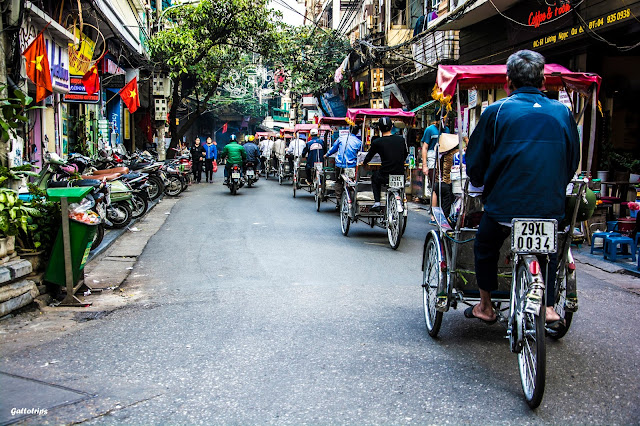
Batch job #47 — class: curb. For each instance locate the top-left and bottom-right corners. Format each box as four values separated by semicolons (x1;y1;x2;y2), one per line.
86;196;163;264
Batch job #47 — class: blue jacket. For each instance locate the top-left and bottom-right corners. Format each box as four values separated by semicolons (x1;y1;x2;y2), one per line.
326;134;362;168
203;143;217;160
466;87;580;222
243;142;261;163
302;137;324;165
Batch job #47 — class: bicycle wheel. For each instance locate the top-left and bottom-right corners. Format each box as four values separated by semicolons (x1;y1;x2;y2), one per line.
515;262;546;409
340;191;350;236
387;192;403;250
547;267;574;340
422;235;443;337
315;178;321;212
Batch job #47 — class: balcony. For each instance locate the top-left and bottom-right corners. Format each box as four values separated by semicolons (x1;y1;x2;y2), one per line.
411;30;459;72
272;108;290;122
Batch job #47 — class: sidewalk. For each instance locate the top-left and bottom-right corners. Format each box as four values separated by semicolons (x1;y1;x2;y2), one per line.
0;196;180;356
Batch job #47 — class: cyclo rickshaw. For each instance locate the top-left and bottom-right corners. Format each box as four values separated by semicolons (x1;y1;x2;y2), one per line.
255;131;276;178
340;108;415;250
315;116;349;212
277;128;295;185
422;64;601;408
291;123;332;198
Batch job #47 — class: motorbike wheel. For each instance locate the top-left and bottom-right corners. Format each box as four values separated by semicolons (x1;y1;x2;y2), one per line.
147;175;164;200
108;202;132;229
231;182;237;195
90;224;105;251
130;193;149;219
165;176;182;196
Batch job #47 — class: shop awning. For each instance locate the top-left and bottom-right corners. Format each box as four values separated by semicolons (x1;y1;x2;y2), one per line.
410;100;437;113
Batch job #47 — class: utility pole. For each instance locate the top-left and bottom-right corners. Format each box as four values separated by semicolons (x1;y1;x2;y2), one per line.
0;3;10;167
154;0;166;160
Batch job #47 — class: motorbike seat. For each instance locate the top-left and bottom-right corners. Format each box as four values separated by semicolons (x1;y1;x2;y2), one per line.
92;167;130;175
73;179;102;187
129;162;152;170
81;173;121;181
120;173;141;180
47;181;69;188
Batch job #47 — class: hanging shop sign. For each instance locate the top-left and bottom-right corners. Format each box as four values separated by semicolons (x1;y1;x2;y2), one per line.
103;58;126;75
63;75;100;103
68;27;95;76
531;6;636;49
19;19;70;93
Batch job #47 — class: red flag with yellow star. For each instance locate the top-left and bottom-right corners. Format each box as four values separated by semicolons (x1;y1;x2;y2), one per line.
22;33;53;102
119;77;140;113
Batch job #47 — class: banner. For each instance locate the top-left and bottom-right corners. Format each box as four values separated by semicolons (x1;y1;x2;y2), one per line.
68;27;95;76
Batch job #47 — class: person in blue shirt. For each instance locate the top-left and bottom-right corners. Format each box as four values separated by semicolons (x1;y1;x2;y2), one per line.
325;126;362;208
301;128;324;184
202;137;218;183
325;125;362;169
465;50;580;329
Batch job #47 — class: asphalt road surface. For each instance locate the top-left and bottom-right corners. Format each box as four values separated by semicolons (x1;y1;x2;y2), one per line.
2;172;639;424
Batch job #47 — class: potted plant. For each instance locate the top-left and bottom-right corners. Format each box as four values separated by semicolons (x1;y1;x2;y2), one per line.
16;185;60;272
0;188;34;262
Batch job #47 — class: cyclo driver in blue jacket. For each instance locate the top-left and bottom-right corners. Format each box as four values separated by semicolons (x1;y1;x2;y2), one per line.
325;125;362;206
465;50;580;330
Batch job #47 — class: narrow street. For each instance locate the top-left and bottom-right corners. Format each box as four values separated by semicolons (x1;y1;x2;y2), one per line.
1;174;639;424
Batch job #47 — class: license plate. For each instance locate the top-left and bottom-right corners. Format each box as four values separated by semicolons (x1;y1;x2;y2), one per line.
389;175;404;188
231;172;241;179
246;170;254;177
511;219;557;254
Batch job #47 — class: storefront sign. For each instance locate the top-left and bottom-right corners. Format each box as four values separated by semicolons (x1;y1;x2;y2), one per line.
468;89;477;108
528;3;571;28
63;75;100;103
532;7;634;49
103;58;125;75
19;19;70;93
558;90;572;110
68;27;95;76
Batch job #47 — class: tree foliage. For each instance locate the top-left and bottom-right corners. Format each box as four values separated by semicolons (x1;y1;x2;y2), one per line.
273;26;351;101
147;0;279;150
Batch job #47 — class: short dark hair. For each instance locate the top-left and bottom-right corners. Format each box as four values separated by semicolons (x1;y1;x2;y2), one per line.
350;125;359;135
506;50;545;89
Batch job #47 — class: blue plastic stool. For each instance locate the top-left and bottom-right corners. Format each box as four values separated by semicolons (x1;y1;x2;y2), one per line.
604;236;636;262
591;232;620;254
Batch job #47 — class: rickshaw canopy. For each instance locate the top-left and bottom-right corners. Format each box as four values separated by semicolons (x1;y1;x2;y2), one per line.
434;64;602;100
293;123;333;133
346;108;415;125
318;117;349;126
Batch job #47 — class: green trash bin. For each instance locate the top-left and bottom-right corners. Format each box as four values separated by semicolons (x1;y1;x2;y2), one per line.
44;187;98;287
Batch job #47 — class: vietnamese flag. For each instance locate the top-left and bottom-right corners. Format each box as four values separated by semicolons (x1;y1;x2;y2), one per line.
22;32;53;102
82;63;100;96
119;77;140;113
222;122;228;133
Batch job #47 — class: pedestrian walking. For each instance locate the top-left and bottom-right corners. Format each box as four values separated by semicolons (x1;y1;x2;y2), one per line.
203;137;218;183
190;137;206;183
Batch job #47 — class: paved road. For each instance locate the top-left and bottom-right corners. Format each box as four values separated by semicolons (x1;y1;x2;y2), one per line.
1;173;639;424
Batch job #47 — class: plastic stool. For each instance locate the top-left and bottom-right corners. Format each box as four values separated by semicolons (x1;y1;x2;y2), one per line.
591;232;620;254
604;236;636;262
